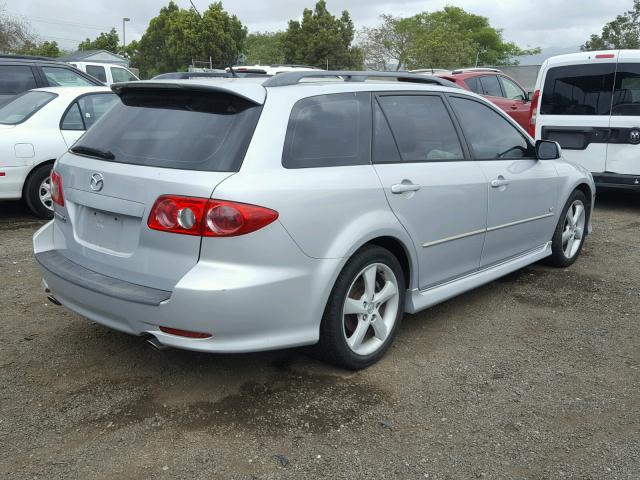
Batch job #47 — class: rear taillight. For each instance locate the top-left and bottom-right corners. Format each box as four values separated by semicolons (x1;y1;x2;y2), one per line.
147;195;278;237
51;170;64;206
527;89;540;138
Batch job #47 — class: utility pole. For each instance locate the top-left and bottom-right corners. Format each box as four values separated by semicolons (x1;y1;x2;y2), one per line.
122;17;130;48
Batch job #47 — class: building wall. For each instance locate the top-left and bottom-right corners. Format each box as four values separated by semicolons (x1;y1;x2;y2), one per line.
494;65;541;92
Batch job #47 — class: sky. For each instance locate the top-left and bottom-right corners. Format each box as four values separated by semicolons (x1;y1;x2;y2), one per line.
4;0;633;52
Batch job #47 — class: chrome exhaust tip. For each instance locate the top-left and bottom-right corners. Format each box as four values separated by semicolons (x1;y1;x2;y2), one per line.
146;336;168;351
47;295;62;306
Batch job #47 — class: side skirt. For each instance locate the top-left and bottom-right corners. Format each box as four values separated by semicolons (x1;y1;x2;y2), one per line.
405;242;552;314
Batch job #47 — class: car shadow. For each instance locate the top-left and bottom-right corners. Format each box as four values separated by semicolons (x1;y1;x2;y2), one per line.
595;188;640;212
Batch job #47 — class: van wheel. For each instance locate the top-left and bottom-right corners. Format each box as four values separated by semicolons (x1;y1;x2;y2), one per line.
24;164;54;219
545;190;588;268
317;245;405;370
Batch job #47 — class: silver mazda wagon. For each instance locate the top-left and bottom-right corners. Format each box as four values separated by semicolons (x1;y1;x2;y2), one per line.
33;71;595;369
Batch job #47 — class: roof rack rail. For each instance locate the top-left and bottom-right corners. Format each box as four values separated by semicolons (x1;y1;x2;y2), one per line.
451;67;502;74
0;53;54;61
262;70;459;88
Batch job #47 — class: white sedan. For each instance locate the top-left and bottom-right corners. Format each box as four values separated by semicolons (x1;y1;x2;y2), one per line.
0;86;117;217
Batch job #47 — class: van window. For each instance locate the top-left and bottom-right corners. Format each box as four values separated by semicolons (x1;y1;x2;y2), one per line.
612;63;640;116
86;65;107;83
541;64;615;115
72;89;263;172
282;92;371;168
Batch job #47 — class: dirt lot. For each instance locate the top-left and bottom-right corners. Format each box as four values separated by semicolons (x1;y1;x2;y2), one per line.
0;192;638;479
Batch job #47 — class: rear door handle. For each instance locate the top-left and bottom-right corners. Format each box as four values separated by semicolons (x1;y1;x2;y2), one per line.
490;176;510;188
510;104;518;110
391;182;421;194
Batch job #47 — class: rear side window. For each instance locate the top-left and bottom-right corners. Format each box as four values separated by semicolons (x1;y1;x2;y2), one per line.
0;65;37;95
479;76;503;97
42;66;95;87
0;91;56;125
449;96;535;160
465;77;482;94
376;95;464;162
62;93;117;130
612;63;640;116
282;92;371;168
72;89;263;172
541;64;615;115
86;65;107;83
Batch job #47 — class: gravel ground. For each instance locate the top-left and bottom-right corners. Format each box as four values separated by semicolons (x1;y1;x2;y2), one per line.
0;192;638;479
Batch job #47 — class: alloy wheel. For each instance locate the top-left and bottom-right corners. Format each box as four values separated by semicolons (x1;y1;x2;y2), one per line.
39;176;53;211
562;199;586;259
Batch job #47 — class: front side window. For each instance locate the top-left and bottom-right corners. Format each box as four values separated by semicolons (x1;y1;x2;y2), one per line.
501;77;525;100
282;92;371;168
376;95;464;162
86;65;107;83
0;65;37;95
0;91;56;125
449;96;535;160
42;66;95;87
541;64;615;115
110;67;138;83
479;75;503;97
612;63;640;116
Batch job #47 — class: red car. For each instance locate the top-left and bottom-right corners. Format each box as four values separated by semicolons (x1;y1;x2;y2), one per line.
434;68;531;130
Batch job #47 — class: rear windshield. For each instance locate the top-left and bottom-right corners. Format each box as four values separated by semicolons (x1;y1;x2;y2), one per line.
0;91;56;125
72;89;263;172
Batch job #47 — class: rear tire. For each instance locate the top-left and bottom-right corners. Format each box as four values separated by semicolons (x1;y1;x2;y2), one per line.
317;245;405;370
545;189;588;268
24;164;54;219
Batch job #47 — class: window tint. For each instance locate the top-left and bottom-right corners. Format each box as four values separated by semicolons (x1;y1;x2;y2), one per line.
377;95;464;162
0;91;56;125
86;65;107;83
77;93;117;129
541;64;615;115
73;89;262;172
42;66;95;87
282;92;370;168
372;101;401;163
61;103;84;130
449;96;535;160
110;67;138;82
0;65;37;95
501;77;525;100
479;76;503;97
465;77;482;94
612;63;640;116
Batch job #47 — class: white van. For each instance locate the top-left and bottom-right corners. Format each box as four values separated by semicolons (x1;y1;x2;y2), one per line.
530;50;640;189
68;61;139;86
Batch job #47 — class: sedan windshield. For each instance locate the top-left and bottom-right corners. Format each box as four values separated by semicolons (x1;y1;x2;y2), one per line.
0;91;57;125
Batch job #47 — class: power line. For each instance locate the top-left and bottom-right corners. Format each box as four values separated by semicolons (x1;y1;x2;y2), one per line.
7;11;115;31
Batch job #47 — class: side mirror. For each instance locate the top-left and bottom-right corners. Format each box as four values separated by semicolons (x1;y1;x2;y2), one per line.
536;139;561;160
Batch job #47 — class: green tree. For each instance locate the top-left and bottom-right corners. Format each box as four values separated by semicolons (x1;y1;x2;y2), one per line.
78;27;120;53
582;0;640;50
243;31;285;65
282;0;363;70
132;1;246;78
360;7;539;70
18;40;61;57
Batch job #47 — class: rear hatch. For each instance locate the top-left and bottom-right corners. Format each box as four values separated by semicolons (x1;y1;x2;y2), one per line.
53;82;264;290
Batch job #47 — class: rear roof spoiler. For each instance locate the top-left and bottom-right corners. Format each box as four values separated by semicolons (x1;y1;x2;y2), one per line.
111;80;266;105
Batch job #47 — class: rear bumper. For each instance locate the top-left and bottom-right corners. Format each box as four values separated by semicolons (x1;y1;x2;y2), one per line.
593;172;640;190
34;221;342;353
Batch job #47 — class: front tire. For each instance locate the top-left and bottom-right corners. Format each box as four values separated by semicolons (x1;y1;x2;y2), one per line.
545;190;588;267
317;245;405;370
24;164;54;219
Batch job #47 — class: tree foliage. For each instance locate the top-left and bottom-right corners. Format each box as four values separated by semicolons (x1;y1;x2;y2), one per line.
360;6;539;70
0;5;34;53
582;0;640;50
281;0;362;69
132;1;246;78
243;32;285;65
78;28;120;53
18;40;61;57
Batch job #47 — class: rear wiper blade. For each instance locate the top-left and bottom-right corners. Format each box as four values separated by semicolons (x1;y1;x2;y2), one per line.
70;145;115;160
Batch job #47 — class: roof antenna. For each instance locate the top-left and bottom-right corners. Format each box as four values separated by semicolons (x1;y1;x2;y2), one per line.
228;65;238;78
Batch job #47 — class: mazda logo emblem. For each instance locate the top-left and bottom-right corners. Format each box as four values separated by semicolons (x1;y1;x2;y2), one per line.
90;173;104;192
630;129;640;144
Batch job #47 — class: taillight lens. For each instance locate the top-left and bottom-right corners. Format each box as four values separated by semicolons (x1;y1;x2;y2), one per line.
147;195;278;237
527;89;540;138
50;170;64;206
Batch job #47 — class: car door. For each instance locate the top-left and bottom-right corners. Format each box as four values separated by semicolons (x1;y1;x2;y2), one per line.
607;51;640;177
60;93;118;147
448;95;559;267
372;93;488;289
499;76;530;129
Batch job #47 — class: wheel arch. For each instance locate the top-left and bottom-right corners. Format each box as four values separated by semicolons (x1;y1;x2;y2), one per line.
21;159;55;198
